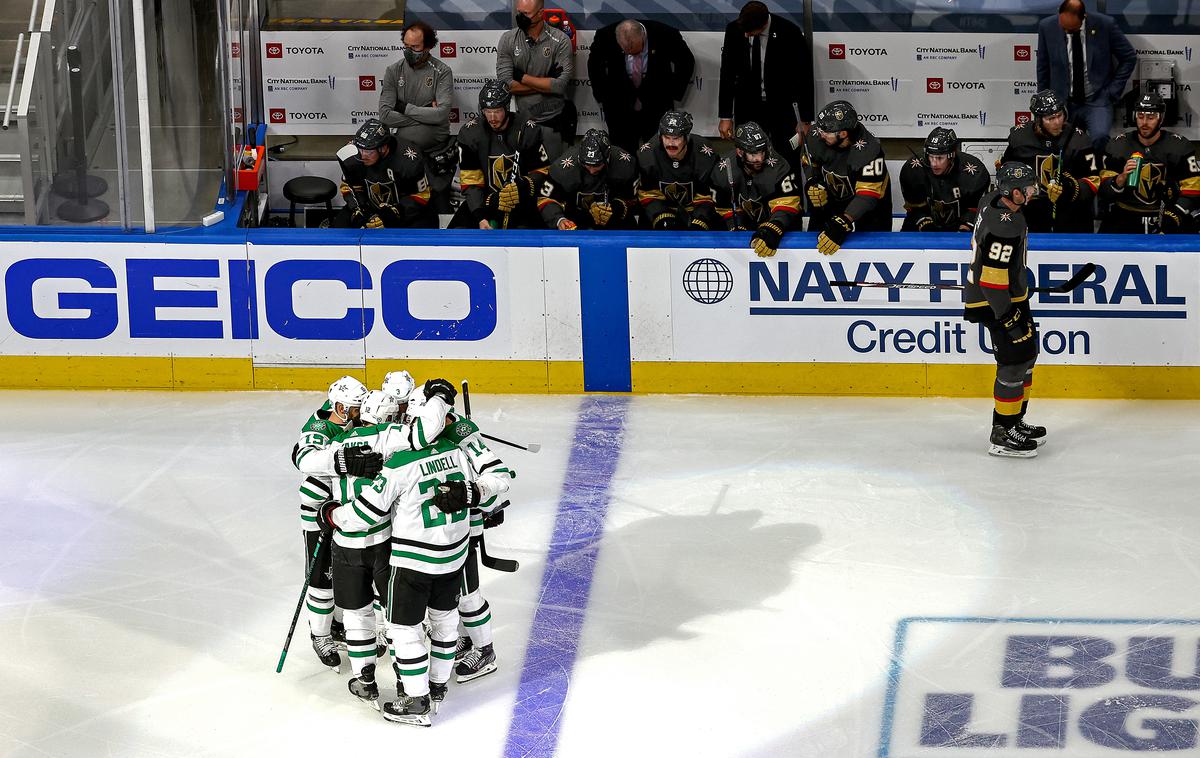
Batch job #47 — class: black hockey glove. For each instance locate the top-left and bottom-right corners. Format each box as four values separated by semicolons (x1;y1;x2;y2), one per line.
483;506;507;529
1161;205;1191;233
423;378;457;406
817;214;853;256
335;445;384;478
999;305;1033;344
433;480;481;513
914;216;935;232
652;211;677;230
315;500;340;534
750;220;784;258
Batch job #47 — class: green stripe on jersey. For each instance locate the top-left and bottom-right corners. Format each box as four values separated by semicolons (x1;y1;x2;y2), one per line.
299;486;324;501
383;436;458;469
300;515;317;522
351;502;379;526
339;520;390;538
391;543;469;565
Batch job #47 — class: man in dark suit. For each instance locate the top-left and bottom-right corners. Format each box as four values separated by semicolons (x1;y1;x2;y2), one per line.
1036;0;1136;153
717;1;813;171
588;19;695;154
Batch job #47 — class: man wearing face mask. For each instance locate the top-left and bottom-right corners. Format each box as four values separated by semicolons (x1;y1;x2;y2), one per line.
496;0;575;159
378;21;456;213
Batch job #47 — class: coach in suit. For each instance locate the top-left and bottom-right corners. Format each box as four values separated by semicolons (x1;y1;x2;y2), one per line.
588;19;695;154
718;1;813;169
1036;0;1136;153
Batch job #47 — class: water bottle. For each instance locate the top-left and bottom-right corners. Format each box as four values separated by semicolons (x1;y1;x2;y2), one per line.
1129;151;1144;191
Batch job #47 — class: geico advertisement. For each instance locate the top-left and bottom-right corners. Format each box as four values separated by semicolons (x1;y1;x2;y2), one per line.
0;243;582;362
627;247;1199;367
883;618;1200;755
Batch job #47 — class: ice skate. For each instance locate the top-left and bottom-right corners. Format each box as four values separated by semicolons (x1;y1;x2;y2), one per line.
455;644;497;683
454;635;473;662
330;618;346;645
382;694;432;727
348;664;380;710
988;424;1038;458
429;680;448;714
1016;419;1047;446
311;633;342;672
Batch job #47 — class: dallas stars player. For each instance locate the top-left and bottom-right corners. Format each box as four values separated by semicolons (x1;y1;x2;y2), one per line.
450;79;551;230
1000;90;1100;234
636;110;722;231
711;121;801;257
964;162;1046;458
900;127;990;232
291;376;384;669
1099;92;1200;234
333;119;436;229
536;128;639;230
321;384;453;710
803;100;892;255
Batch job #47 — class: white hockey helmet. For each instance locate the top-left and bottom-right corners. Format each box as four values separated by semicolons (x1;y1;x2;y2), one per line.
328;375;369;412
360;390;401;425
381;370;416;403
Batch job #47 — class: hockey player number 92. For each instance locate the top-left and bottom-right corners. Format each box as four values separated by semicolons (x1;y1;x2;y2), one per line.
988;242;1014;263
418;472;469;527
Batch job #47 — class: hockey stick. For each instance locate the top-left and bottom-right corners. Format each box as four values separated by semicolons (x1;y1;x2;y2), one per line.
460;380;542;453
476;500;518;572
831;262;1096;295
276;531;328;673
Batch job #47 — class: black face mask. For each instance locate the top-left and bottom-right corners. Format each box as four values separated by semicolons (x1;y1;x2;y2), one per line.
403;48;428;67
515;13;534;31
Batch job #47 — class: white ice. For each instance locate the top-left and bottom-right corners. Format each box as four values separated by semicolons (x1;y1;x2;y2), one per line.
1;391;1198;757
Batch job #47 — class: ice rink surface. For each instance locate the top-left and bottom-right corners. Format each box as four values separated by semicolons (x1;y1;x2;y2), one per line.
2;390;1199;758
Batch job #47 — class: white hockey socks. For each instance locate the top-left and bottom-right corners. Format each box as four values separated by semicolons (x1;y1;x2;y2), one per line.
389;622;430;697
427;606;459;686
306;587;335;636
342;604;376;676
458;589;493;649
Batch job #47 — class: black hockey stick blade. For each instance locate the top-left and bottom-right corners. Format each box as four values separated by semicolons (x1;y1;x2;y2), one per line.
480;431;540;454
477;534;518;572
1031;262;1096;294
461;380;472;418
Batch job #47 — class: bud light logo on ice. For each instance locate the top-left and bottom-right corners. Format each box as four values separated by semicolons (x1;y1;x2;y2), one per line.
882;618;1200;754
2;257;498;342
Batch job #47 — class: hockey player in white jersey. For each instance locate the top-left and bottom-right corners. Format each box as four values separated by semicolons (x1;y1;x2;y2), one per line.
326;385;509;727
291;376;384;670
320;385;453;708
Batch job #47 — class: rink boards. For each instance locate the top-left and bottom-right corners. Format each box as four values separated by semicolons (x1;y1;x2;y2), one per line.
0;228;1198;397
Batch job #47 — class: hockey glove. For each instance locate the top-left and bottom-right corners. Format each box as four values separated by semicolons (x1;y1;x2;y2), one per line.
483;506;507;529
1162;205;1188;233
339;182;354;200
557;218;577;230
817;214;853;256
335;445;385;478
688;216;711;231
806;183;828;209
652;211;677;230
498;181;521;212
365;214;385;229
589;201;614;226
423;378;457;406
433;480;481;514
750;221;784;258
914;216;935;232
315;500;340;534
999;305;1033;344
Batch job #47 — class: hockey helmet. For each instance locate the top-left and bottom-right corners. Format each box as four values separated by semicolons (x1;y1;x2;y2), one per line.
734;121;771;154
381;370;416;403
995;161;1036;196
353;119;391;151
580;128;610;166
478;79;512;111
924;127;958;157
1133;91;1166;115
360;390;401;425
328;376;369;410
659;110;693;138
815;100;858;134
1029;89;1066;119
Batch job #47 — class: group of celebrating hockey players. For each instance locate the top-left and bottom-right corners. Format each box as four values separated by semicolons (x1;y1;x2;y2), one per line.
291;372;514;726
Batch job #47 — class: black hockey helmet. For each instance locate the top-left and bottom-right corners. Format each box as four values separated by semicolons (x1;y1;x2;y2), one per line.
660;110;693;138
995;161;1036;196
1133;91;1166;115
924;127;958;157
1030;89;1066;119
734;121;771;153
580;128;610;166
478;79;512;111
815;100;858;134
353;119;390;150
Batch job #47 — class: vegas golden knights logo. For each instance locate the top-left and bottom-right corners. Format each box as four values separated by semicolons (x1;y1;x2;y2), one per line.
1133;161;1164;203
737;194;764;224
576;190;604;211
661;181;693;206
931;198;961;226
1035;154;1059;188
367;174;397;207
820;168;852;199
488;153;518;190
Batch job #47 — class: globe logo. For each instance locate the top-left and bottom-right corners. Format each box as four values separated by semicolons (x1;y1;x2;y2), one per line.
682;258;733;304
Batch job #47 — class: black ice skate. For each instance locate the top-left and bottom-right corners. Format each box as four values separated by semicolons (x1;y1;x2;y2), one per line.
455;644;497;683
454;635;473;662
330;618;346;645
311;633;342;672
1016;419;1047;446
375;627;389;659
989;424;1038;458
382;694;432;727
429;680;448;714
348;663;380;710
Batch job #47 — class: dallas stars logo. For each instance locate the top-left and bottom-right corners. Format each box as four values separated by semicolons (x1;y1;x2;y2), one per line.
853;139;867;150
560;156;575;168
403;146;418;161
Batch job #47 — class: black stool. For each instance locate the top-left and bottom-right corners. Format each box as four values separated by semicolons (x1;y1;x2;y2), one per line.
283;176;337;228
